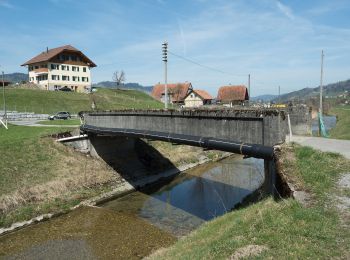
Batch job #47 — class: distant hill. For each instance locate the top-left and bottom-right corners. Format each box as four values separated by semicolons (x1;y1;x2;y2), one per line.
94;81;153;93
2;73;28;83
272;79;350;102
251;94;277;102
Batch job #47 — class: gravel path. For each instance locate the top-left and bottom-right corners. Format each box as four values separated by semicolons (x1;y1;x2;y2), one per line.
289;135;350;159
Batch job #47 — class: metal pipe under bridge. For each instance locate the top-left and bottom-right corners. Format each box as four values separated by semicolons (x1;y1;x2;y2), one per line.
79;109;286;160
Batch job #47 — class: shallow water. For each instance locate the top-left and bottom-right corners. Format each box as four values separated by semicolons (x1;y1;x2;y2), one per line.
312;115;337;135
103;156;264;236
0;156;265;259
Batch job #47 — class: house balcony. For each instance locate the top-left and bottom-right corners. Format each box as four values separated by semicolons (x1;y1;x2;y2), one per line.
34;68;48;74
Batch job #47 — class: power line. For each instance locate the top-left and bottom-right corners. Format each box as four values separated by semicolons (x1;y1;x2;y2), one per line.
168;51;246;78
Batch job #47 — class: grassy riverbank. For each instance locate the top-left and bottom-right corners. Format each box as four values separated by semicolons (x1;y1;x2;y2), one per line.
5;88;162;114
149;144;350;259
0;125;224;228
329;106;350;140
0;124;120;227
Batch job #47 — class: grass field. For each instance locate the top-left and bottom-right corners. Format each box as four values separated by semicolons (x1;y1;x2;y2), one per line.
149;145;350;259
4;87;163;114
0;124;119;227
37;119;81;125
329;106;350;140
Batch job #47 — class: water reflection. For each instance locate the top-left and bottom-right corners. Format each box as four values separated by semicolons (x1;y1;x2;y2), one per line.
0;156;266;258
103;157;264;236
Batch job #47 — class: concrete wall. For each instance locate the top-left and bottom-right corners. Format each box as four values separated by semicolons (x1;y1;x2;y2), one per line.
287;105;312;136
82;109;286;146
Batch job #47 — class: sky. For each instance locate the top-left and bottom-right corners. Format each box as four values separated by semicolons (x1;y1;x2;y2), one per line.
1;0;350;96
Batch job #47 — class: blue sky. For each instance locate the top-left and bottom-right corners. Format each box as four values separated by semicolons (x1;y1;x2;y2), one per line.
1;0;350;96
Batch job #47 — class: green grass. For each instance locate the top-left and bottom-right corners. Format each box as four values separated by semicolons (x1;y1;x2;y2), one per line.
150;145;350;259
4;87;163;114
37;119;81;125
0;124;119;227
0;125;72;195
329;106;350;140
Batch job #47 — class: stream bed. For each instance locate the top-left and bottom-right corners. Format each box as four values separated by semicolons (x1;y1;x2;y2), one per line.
0;156;265;259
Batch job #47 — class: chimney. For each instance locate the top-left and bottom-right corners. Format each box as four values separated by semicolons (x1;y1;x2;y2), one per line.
46;47;49;53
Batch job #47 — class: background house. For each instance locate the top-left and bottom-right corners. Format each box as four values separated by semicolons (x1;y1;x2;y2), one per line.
151;82;193;104
184;89;213;107
216;85;249;106
0;80;11;86
21;45;96;93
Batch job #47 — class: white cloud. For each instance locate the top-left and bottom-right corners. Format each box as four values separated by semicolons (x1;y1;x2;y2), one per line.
276;1;295;20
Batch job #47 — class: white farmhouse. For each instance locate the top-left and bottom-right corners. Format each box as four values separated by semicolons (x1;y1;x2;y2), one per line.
184;89;213;107
21;45;96;93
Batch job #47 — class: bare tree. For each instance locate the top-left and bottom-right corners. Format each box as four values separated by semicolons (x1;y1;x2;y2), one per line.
112;70;126;88
172;84;182;102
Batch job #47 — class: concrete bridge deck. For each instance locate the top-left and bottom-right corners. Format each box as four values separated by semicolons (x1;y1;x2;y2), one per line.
80;109;287;159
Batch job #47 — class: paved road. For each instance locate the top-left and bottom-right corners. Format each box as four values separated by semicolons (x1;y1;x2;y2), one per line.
9;120;79;128
289;135;350;159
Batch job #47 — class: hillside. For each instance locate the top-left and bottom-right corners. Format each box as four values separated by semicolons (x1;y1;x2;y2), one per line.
2;73;28;83
251;94;277;102
94;81;153;92
273;79;350;102
4;88;163;114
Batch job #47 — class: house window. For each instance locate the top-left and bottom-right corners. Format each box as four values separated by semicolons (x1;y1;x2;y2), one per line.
34;66;39;69
51;64;59;70
29;66;33;71
40;64;48;68
82;77;89;82
71;56;77;61
60;54;69;61
51;75;60;80
83;67;87;72
62;75;70;81
61;65;70;71
72;66;79;72
72;76;79;81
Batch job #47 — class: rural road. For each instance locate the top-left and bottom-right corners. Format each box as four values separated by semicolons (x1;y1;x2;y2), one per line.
290;135;350;159
9;120;79;128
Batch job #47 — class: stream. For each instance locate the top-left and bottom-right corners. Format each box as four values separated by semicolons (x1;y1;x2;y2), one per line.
0;156;266;259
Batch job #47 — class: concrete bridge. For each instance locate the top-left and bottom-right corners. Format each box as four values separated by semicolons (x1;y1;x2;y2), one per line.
79;109;286;160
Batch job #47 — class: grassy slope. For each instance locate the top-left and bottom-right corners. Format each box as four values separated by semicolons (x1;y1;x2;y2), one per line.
149;145;350;259
0;125;119;227
5;88;163;114
329;106;350;140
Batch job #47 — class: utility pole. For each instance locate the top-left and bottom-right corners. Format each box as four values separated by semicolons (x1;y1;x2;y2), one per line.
278;85;281;104
248;74;251;105
319;50;324;136
1;70;7;129
2;71;5;114
162;41;168;109
319;50;324;115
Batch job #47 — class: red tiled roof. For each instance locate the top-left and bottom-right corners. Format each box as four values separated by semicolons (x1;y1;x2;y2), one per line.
21;45;97;67
152;82;192;102
189;89;213;100
217;85;249;102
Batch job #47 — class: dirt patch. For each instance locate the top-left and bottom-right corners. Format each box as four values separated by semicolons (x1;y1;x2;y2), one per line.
335;173;350;212
275;144;314;206
228;245;268;259
338;173;350;189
